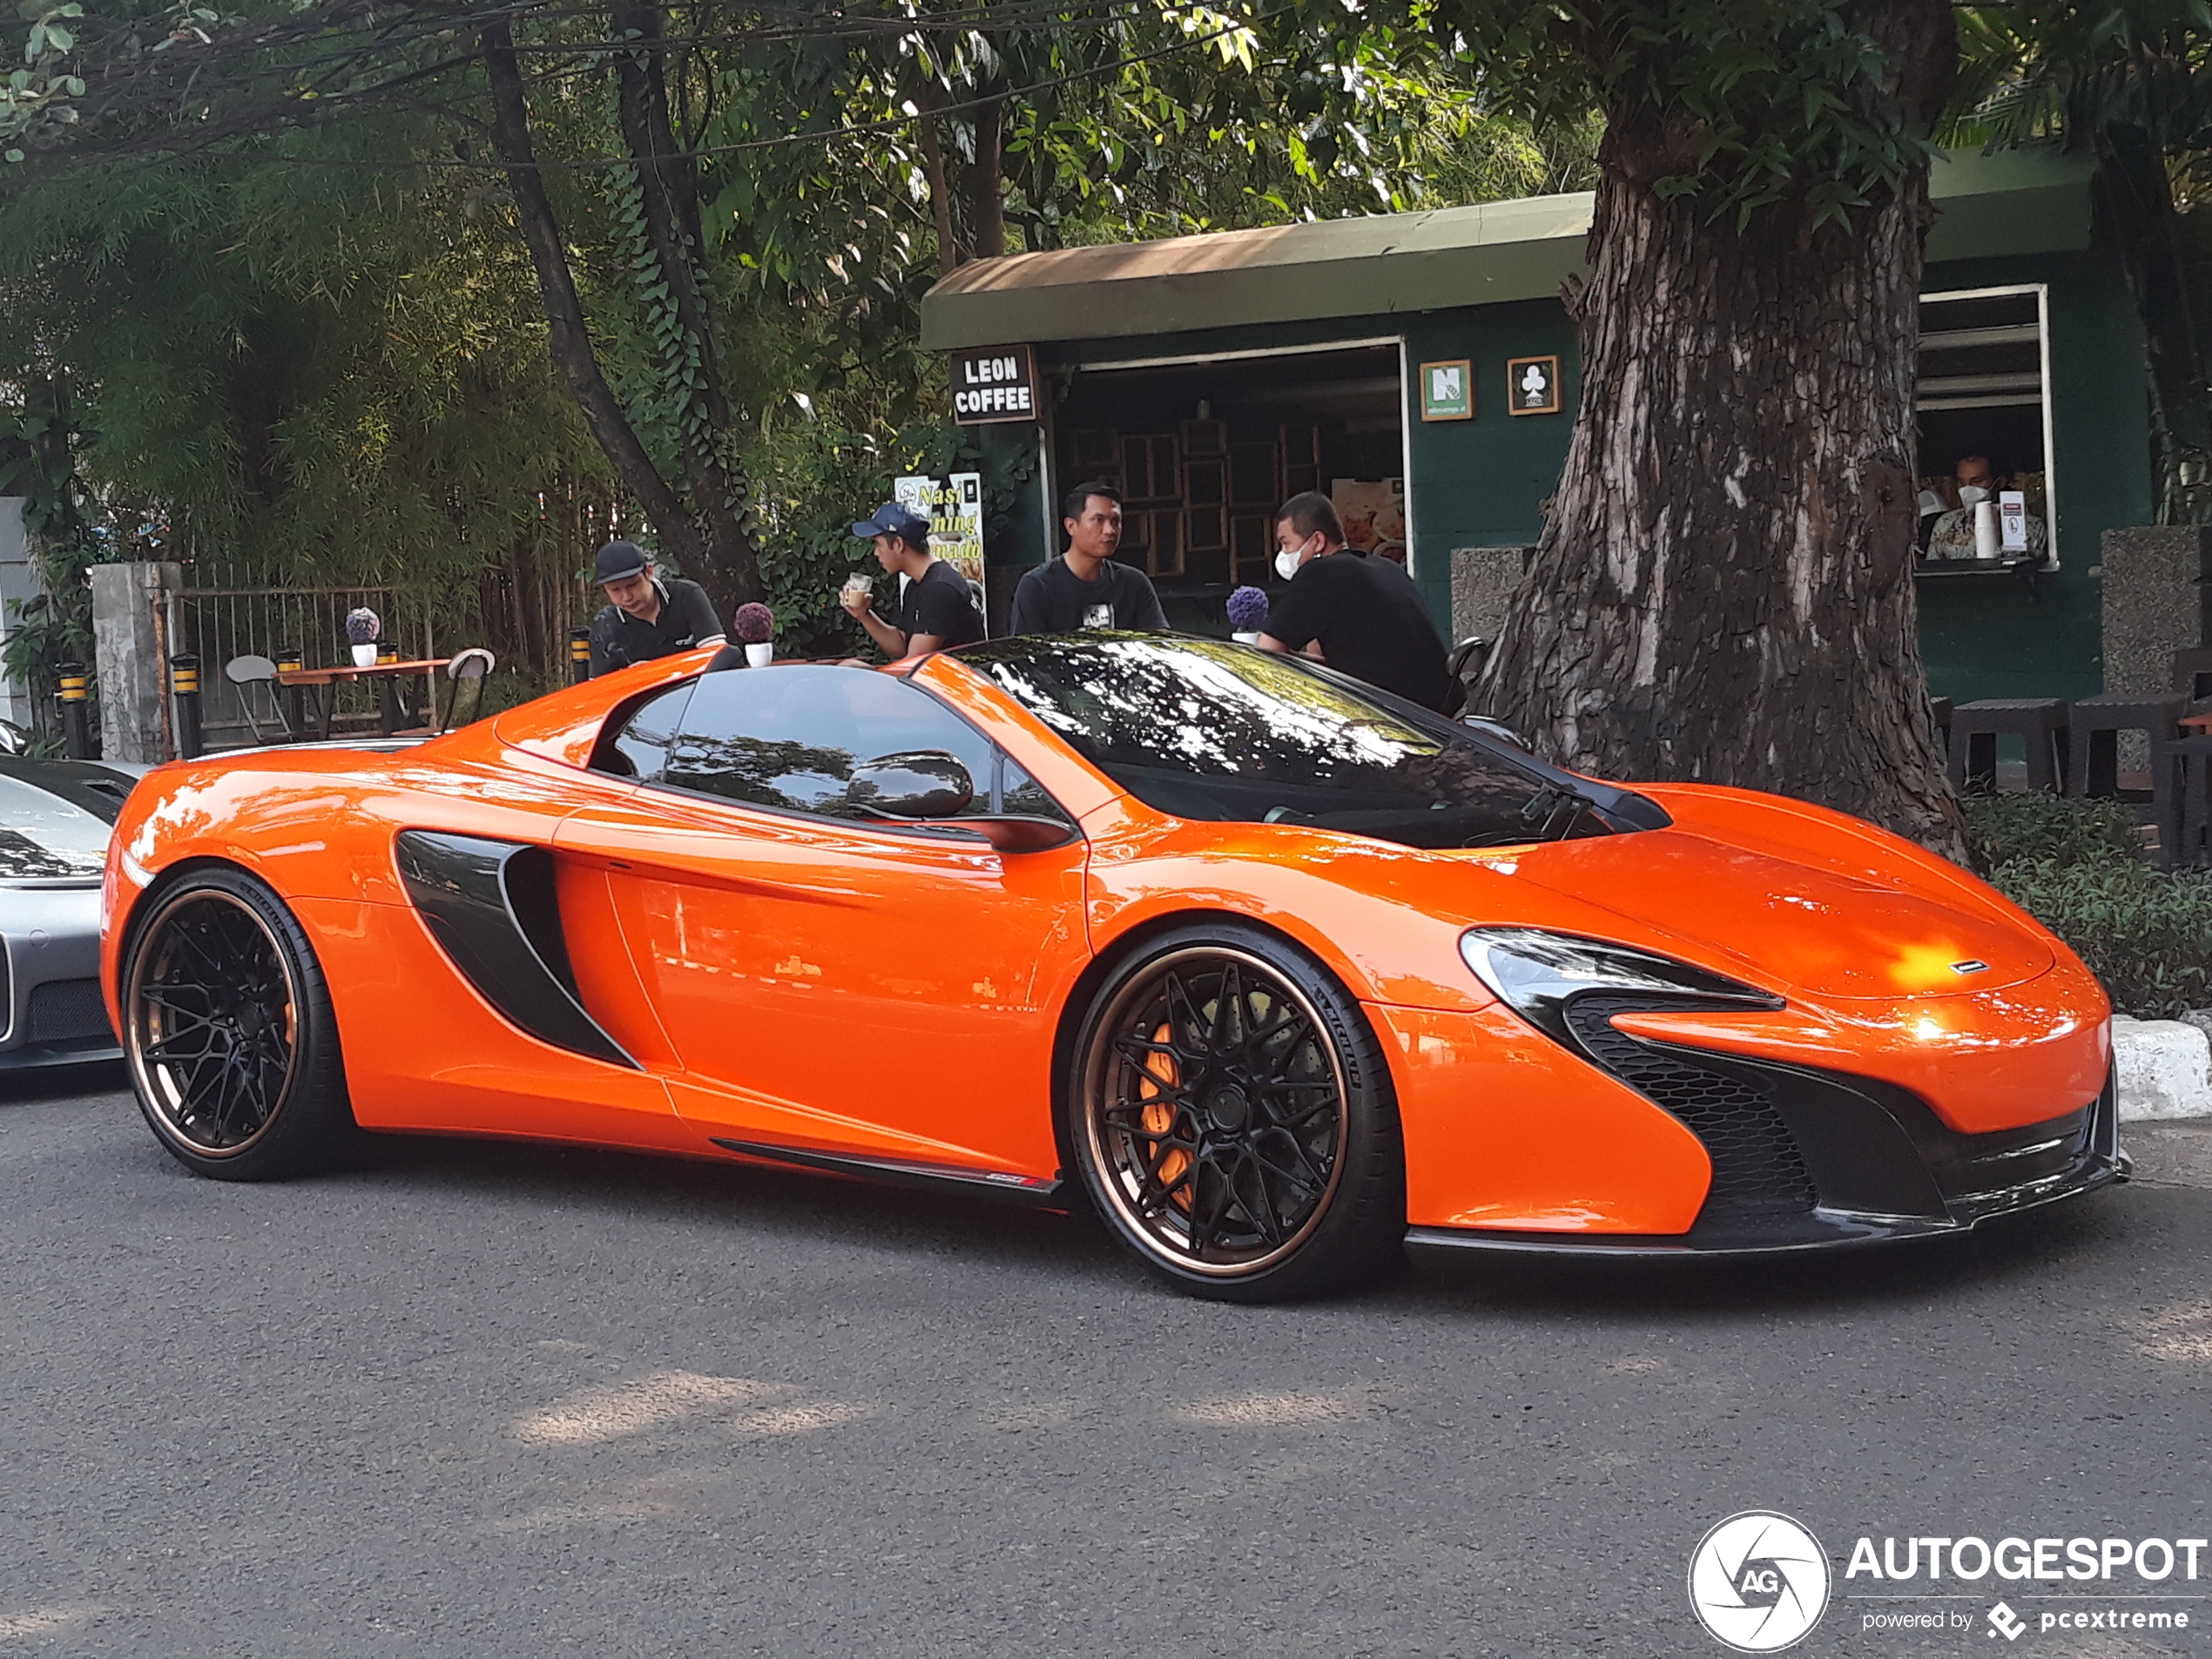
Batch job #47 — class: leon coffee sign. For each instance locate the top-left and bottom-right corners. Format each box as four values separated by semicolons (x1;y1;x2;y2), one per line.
951;344;1039;424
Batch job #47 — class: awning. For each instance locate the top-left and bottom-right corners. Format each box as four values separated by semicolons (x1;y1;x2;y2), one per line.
920;148;2095;353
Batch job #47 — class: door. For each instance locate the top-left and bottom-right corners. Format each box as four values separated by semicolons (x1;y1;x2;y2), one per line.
556;664;1089;1178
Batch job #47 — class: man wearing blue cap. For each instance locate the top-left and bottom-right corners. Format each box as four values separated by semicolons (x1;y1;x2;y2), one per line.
585;541;725;677
843;501;985;658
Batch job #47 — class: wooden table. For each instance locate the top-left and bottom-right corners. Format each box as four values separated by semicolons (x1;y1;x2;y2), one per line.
275;659;443;739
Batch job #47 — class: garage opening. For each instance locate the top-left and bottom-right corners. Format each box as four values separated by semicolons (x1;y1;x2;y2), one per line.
1049;341;1408;624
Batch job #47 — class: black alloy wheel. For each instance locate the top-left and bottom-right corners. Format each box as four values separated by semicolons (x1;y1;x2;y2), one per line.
1069;922;1404;1301
122;867;359;1180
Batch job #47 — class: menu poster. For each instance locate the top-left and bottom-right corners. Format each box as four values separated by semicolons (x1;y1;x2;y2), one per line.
1331;477;1407;563
894;472;987;597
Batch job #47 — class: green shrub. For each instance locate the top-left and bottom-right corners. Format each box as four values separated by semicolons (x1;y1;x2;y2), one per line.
1961;792;2212;1019
1961;791;2141;872
1983;859;2212;1020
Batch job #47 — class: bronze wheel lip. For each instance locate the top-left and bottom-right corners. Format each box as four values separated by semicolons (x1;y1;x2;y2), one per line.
1082;944;1350;1279
125;884;303;1159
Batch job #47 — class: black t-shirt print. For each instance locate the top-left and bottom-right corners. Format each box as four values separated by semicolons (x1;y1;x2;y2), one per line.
1008;556;1170;635
891;560;986;649
1261;550;1455;711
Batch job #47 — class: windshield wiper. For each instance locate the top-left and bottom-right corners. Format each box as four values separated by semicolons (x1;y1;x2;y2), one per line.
1519;784;1588;840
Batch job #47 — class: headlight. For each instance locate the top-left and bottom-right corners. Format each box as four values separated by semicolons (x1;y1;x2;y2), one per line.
1459;927;1782;1046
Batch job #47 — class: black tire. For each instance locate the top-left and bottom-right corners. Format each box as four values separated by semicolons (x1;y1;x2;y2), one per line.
1064;921;1405;1302
120;866;360;1180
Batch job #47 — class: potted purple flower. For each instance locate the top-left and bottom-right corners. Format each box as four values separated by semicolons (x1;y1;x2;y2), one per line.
344;606;381;668
734;602;774;667
1226;585;1268;645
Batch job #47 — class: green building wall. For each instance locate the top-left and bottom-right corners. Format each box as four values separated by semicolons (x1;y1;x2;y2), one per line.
984;245;2149;701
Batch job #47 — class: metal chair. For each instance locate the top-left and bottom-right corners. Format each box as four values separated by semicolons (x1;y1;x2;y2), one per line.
437;648;496;733
224;654;291;745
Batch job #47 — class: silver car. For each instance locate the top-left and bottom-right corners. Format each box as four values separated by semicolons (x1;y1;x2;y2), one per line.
0;757;142;1069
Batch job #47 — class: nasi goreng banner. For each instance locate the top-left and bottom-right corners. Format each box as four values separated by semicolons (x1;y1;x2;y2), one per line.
894;473;986;611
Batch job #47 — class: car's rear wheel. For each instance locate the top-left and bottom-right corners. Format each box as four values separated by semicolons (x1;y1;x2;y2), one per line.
122;867;358;1180
1067;923;1404;1301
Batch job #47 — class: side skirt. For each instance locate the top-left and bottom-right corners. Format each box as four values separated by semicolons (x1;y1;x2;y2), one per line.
708;1136;1066;1210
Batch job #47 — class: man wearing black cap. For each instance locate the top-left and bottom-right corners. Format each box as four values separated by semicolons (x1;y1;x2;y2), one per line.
585;541;725;677
843;501;985;659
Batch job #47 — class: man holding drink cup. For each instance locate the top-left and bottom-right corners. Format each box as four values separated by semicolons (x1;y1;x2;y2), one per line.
843;502;985;661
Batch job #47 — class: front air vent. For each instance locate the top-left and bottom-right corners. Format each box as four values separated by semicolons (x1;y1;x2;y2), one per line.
26;978;114;1048
1562;995;1817;1226
395;831;637;1069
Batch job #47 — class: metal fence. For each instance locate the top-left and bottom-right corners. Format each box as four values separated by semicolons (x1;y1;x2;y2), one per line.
169;577;440;750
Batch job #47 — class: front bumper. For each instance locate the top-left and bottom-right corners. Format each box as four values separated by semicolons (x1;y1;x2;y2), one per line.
1406;1055;2124;1262
0;884;119;1069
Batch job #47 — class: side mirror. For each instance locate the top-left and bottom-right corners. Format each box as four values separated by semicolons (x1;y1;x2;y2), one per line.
846;751;974;819
1460;714;1533;752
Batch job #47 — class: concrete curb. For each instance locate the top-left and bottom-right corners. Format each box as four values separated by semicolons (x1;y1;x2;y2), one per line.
2112;1016;2212;1121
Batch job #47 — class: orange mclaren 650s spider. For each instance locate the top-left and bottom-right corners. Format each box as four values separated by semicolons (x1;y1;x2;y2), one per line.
101;634;2122;1300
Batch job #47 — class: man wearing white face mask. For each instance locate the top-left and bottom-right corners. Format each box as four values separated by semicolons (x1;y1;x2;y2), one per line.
1926;454;2047;560
1258;491;1456;711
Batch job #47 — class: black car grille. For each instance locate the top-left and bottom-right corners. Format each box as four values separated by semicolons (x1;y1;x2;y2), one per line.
1563;995;1818;1226
26;978;114;1048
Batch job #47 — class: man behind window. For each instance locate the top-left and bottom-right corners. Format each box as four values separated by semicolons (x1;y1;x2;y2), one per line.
1258;491;1456;713
1925;453;2047;561
586;541;725;677
1008;481;1169;634
842;501;985;661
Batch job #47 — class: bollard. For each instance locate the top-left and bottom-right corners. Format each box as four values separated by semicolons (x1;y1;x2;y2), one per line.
275;644;307;741
57;662;91;759
169;652;202;760
569;626;591;683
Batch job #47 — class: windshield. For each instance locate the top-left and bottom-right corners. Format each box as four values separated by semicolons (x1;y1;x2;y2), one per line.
955;634;1653;850
0;770;113;879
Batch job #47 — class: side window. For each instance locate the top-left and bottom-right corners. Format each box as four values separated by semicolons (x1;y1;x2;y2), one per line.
597;682;695;780
653;664;1054;825
1000;759;1071;824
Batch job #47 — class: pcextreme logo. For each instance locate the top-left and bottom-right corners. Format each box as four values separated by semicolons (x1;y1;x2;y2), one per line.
1689;1511;1833;1653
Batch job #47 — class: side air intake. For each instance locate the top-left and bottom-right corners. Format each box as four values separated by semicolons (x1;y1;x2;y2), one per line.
394;830;637;1069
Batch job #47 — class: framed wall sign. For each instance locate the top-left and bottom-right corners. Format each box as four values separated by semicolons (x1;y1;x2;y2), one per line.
1420;359;1474;421
1507;354;1563;416
949;343;1040;424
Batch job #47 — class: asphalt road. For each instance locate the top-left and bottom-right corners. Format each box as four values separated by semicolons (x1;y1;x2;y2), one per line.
4;1065;2210;1659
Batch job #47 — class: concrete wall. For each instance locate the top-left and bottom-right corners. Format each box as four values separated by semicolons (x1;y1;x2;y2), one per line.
0;498;37;732
91;561;181;763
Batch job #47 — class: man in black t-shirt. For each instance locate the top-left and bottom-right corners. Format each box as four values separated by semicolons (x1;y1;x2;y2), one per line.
843;501;985;661
1008;481;1169;635
586;541;727;677
1259;491;1456;712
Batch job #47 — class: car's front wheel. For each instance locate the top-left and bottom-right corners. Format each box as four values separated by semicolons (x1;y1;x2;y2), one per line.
1067;923;1404;1301
121;867;359;1180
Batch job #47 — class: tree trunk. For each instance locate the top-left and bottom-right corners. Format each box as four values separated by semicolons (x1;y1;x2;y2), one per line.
1478;1;1965;859
481;21;711;581
914;81;967;273
968;80;1008;261
2096;125;2212;525
610;1;761;614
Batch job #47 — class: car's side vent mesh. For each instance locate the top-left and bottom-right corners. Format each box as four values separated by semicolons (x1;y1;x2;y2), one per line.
1564;995;1817;1225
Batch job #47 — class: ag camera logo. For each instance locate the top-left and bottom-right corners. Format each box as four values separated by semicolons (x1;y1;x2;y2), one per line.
1689;1512;1832;1652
